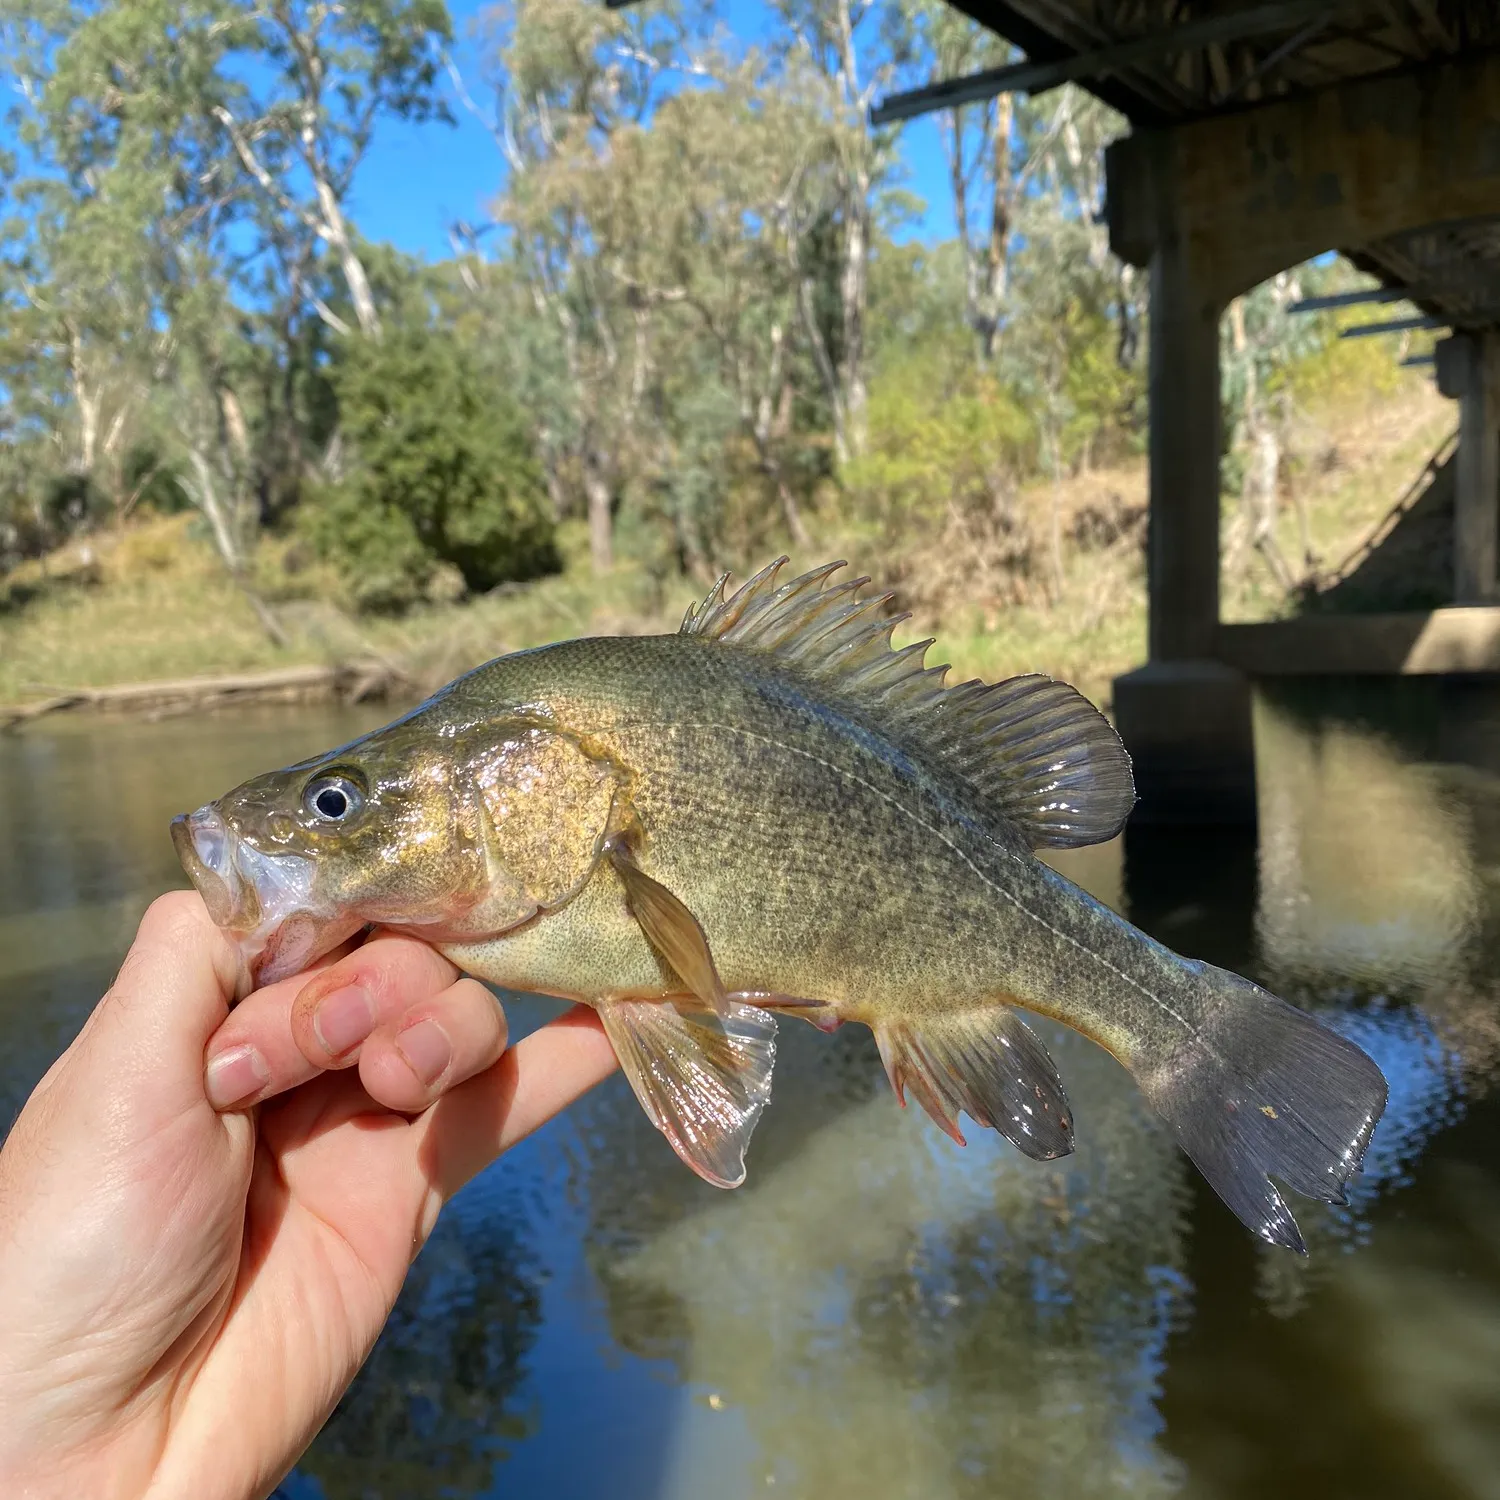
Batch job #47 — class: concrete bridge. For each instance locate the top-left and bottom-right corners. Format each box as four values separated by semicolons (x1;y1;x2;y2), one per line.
877;1;1500;824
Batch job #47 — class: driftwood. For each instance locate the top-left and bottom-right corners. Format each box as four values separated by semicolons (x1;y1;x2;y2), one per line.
0;658;410;733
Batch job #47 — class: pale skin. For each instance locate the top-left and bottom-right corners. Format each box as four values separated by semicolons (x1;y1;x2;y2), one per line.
0;891;619;1500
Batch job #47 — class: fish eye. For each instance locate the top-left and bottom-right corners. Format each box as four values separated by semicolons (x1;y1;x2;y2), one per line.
304;774;364;824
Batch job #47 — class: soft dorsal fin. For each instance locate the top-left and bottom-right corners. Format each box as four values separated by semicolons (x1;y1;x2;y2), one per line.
681;558;1135;849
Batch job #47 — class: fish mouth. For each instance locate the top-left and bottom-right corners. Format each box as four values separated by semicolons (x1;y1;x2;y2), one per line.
171;807;243;928
172;804;345;996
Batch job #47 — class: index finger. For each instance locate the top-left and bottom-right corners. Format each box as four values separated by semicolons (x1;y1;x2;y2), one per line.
413;1004;618;1211
202;934;460;1110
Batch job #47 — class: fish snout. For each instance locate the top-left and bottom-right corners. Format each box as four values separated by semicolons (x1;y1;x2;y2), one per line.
172;805;248;929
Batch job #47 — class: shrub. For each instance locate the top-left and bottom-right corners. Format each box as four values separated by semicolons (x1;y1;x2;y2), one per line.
305;324;559;612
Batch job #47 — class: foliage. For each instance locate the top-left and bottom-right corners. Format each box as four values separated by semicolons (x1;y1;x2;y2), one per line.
303;323;558;612
0;0;451;598
847;346;1032;534
0;0;1400;668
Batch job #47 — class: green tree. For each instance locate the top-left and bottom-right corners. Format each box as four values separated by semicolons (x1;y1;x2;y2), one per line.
765;0;901;461
887;0;1015;363
210;0;453;338
0;0;453;634
305;320;558;612
474;0;696;574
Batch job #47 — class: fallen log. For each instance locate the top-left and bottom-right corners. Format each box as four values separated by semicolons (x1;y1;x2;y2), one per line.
0;659;411;732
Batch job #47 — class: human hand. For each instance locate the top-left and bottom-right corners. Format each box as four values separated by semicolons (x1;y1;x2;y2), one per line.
0;892;618;1500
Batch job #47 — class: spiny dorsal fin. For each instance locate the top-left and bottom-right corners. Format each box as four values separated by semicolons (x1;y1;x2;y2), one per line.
681;558;1135;850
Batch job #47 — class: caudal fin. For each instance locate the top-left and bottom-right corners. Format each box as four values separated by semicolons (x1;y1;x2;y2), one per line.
1133;963;1387;1252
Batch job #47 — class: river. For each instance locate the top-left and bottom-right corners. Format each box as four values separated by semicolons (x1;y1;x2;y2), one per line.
3;678;1499;1499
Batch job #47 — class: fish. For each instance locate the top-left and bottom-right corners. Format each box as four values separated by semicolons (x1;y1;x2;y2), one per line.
173;558;1387;1251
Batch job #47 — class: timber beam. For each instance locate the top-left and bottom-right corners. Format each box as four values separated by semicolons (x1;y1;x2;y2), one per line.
1106;49;1500;306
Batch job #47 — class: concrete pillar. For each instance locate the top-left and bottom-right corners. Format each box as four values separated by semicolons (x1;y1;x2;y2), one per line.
1146;252;1224;661
1113;660;1257;827
1099;50;1500;825
1436;332;1500;604
1111;202;1256;825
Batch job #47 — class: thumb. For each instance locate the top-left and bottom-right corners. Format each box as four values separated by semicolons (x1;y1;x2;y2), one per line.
58;891;243;1131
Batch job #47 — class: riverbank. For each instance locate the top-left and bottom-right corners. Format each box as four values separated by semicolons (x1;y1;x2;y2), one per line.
0;369;1453;723
0;509;1153;722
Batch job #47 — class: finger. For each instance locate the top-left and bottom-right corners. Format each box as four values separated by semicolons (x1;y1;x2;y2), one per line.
9;892;243;1179
202;934;459;1110
412;1005;618;1209
194;932;367;1109
75;893;243;1115
357;977;509;1115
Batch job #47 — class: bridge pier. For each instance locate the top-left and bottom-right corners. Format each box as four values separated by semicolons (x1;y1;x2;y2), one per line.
1105;51;1500;824
1436;332;1500;605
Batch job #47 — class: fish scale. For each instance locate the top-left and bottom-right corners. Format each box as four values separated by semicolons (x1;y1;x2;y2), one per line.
173;559;1388;1251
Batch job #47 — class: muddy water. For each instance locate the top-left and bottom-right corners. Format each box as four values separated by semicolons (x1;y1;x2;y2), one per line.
2;680;1498;1500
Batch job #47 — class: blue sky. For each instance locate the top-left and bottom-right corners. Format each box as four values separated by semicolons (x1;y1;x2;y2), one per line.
349;0;958;261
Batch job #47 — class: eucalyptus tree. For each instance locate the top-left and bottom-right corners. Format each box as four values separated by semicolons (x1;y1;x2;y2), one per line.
478;0;701;574
887;0;1015;364
0;0;452;610
765;0;902;461
0;0;178;523
630;51;833;555
209;0;453;339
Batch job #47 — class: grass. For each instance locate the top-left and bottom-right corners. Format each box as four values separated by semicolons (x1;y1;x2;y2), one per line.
0;516;676;705
0;360;1455;715
1221;356;1453;624
0;520;290;700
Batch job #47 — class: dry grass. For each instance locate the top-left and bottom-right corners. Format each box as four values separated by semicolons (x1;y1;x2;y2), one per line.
827;464;1149;709
0;517;288;701
1223;342;1454;623
0;515;678;706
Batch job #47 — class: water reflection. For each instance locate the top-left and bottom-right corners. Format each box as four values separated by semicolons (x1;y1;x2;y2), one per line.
595;1020;1189;1500
3;684;1500;1498
296;1172;546;1498
1255;696;1479;991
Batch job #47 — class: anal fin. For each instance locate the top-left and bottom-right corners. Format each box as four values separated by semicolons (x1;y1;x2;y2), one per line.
875;1005;1074;1160
599;996;777;1188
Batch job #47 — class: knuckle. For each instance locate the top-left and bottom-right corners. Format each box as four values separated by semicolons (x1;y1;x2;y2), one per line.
140;889;207;947
344;937;458;1010
458;979;508;1049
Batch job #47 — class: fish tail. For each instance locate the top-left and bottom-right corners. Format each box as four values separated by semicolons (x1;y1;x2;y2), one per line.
1127;961;1387;1252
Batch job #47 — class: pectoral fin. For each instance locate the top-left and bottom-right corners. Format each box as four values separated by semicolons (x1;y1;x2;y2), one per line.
599;996;778;1187
875;1005;1074;1160
608;844;729;1019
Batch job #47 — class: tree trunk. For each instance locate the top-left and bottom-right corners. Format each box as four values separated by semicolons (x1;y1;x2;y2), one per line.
790;255;850;467
583;455;614;575
313;174;381;338
840;174;869;458
186;450;288;647
978;93;1013;363
830;0;870;460
187;449;242;573
775;474;812;550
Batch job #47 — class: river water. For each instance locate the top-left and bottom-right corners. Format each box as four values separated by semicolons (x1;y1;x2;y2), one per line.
3;680;1500;1500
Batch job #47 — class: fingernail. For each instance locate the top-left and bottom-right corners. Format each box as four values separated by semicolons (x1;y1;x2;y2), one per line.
205;1044;270;1110
314;985;375;1056
396;1018;452;1086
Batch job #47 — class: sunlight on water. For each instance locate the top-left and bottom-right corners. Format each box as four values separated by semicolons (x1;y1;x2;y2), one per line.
4;681;1500;1498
